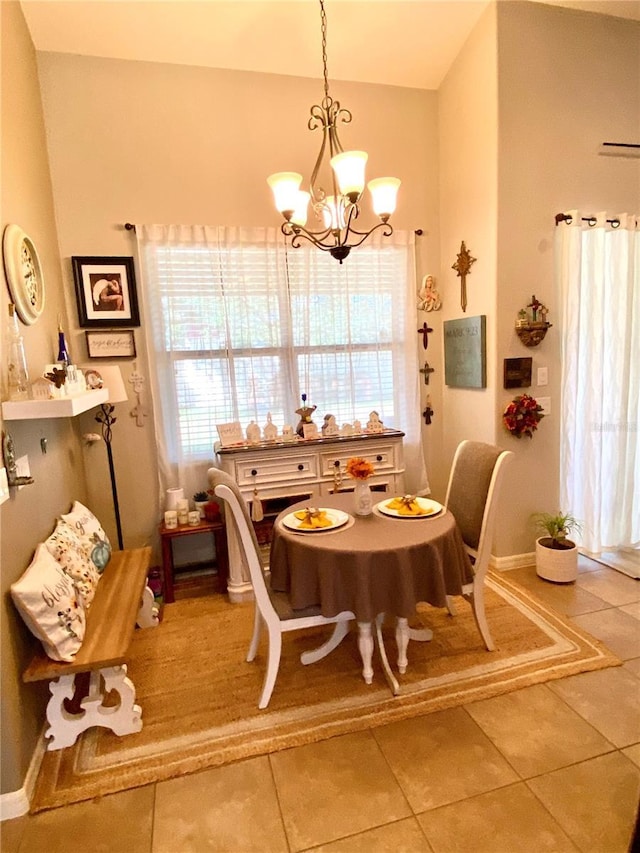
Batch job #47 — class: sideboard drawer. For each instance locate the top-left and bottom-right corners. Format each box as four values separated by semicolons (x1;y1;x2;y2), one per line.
233;453;317;488
320;442;398;478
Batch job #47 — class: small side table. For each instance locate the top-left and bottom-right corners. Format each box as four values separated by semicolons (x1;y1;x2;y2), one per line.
159;518;228;603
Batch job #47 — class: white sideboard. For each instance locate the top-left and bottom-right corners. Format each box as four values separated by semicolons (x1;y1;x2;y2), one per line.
214;429;405;601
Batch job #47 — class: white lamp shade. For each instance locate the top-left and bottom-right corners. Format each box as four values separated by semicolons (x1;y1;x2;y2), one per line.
321;196;346;230
267;172;303;215
97;365;128;403
330;150;368;198
368;177;401;217
290;191;310;227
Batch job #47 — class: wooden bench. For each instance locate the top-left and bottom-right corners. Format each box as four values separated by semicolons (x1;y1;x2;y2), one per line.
23;546;158;750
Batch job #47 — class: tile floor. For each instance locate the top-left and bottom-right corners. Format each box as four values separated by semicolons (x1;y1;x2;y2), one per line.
2;555;639;853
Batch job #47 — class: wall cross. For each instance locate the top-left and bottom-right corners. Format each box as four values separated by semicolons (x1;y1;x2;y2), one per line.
419;362;435;385
452;241;477;313
417;321;434;350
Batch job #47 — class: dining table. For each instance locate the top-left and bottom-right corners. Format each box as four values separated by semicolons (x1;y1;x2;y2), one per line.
269;491;474;694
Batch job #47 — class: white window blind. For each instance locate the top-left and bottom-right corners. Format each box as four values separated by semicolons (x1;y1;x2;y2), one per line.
136;224;427;500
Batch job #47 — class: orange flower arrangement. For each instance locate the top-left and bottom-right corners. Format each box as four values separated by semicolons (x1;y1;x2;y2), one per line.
346;456;375;480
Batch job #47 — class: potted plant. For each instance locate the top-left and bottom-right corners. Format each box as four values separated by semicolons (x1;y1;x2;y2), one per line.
533;511;582;583
193;491;209;520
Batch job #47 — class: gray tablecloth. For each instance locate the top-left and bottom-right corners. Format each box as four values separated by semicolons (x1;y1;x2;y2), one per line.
269;493;474;621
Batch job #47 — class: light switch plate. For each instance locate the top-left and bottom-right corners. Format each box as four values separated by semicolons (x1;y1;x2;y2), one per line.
538;396;551;414
537;366;548;386
0;467;9;504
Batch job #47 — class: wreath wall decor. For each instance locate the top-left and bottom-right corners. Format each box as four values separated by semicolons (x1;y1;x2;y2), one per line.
502;393;544;439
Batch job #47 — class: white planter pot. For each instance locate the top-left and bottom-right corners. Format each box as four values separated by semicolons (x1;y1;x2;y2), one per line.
535;537;578;583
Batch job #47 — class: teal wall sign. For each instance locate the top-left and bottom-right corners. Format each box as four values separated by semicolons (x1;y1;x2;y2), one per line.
444;315;487;388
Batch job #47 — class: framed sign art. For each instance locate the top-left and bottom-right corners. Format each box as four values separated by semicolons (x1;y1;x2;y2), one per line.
444;315;487;388
72;256;140;328
85;330;136;359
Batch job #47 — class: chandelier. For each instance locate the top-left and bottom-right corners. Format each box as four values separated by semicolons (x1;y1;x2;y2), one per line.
267;0;400;263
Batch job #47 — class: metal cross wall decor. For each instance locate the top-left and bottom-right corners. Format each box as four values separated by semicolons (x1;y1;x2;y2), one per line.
419;362;435;385
422;396;434;425
452;241;477;313
417;321;434;350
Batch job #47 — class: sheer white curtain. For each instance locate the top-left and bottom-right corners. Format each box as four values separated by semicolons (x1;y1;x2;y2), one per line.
556;211;639;552
135;224;428;506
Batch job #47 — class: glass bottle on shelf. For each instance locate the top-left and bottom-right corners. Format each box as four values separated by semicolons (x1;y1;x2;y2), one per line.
6;303;30;401
57;320;71;368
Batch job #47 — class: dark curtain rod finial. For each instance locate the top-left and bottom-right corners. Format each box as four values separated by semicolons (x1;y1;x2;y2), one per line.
555;212;621;229
124;223;136;232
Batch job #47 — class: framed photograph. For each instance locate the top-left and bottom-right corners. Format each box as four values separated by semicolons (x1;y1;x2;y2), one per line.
72;256;140;327
85;330;136;359
444;315;487;388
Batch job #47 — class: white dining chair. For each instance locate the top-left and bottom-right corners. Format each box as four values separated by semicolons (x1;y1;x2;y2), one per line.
396;440;514;671
208;467;355;709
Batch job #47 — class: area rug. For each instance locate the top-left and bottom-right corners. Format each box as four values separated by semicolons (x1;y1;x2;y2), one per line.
31;571;620;812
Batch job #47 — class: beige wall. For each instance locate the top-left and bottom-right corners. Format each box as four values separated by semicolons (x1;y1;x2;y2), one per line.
35;52;438;547
0;1;89;795
436;3;499;503
493;0;639;555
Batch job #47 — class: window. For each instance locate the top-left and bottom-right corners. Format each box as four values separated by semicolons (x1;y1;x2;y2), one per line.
141;229;411;462
137;224;426;498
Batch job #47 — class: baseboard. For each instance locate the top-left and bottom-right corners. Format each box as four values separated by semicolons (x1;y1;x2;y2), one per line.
0;729;46;821
490;552;536;572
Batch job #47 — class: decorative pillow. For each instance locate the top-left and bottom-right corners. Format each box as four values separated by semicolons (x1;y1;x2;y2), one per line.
61;501;112;573
45;521;101;609
11;544;86;662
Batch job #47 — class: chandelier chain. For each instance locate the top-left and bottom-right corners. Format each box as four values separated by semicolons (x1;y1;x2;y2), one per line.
320;0;329;102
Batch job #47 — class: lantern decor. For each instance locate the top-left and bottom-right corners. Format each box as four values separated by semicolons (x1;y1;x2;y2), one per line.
502;393;544;439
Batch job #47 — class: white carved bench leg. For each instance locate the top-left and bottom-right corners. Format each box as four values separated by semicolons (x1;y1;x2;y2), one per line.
357;621;374;685
137;584;160;628
45;665;142;750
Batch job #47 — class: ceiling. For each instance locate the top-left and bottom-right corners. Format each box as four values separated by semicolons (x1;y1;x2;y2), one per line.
20;0;640;90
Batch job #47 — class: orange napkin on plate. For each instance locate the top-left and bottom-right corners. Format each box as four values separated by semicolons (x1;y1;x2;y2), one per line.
386;495;429;516
294;508;333;529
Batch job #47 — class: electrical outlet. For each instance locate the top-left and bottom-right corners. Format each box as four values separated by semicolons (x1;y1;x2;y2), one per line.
537;366;548;386
538;396;551;414
0;467;9;505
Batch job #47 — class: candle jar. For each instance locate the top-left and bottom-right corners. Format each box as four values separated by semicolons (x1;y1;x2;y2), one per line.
164;510;178;529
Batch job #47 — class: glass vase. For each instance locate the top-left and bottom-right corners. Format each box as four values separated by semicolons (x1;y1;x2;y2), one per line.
354;480;373;516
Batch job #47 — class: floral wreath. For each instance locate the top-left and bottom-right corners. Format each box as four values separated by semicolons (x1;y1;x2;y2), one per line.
502;393;544;439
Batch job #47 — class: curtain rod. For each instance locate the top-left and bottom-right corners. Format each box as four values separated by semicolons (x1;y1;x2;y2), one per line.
124;223;424;236
555;213;621;228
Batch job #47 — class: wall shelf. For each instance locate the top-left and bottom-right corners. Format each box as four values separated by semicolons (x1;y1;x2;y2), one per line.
515;323;552;347
1;389;108;420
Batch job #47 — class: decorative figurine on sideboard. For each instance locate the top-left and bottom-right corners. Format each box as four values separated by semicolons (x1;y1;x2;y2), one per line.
263;412;278;442
366;411;384;433
246;420;261;444
295;393;317;437
322;414;339;437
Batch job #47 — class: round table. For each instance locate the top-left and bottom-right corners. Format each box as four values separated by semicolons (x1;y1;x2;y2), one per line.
269;492;473;692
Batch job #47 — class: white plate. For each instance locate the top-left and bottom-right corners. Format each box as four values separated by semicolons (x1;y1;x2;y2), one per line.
376;497;444;519
282;508;350;533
